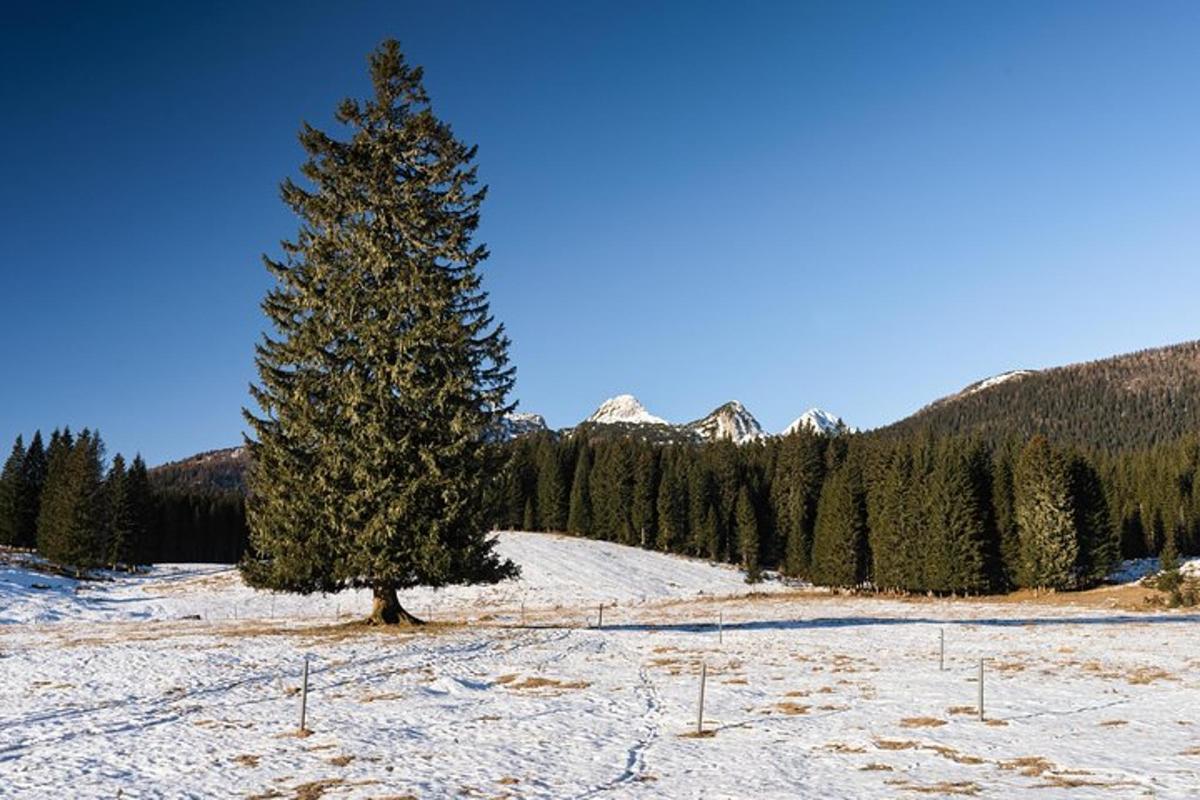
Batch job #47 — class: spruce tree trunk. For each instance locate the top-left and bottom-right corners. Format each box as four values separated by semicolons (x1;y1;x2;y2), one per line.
368;584;424;626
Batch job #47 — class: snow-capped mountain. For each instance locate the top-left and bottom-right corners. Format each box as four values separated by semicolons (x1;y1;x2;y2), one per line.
782;408;847;436
585;394;669;426
684;401;766;445
501;411;549;438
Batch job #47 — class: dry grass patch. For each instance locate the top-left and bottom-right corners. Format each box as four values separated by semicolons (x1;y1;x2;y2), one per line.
860;763;894;771
233;754;260;768
1098;719;1128;727
947;705;977;716
874;739;921;751
360;691;405;703
886;778;980;796
774;702;810;715
999;756;1055;777
1180;747;1200;756
328;755;354;767
1127;666;1174;685
825;742;867;753
500;675;590;692
899;717;947;728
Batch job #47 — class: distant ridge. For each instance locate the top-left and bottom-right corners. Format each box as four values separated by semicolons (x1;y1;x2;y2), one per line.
881;340;1200;449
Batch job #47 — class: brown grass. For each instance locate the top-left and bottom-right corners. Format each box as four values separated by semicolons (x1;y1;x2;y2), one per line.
496;777;519;785
774;702;810;715
947;706;977;715
232;754;260;767
860;763;894;771
499;675;590;691
328;755;354;767
886;779;980;796
874;739;921;751
899;717;947;728
999;756;1055;777
1097;719;1128;727
824;742;867;753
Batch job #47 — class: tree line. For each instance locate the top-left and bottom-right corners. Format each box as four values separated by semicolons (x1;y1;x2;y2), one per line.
489;427;1200;593
0;429;248;568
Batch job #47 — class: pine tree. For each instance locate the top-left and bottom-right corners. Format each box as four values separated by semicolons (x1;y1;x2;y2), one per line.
811;460;869;588
126;455;154;565
104;454;133;568
534;438;566;531
735;484;761;582
631;446;659;548
242;41;516;624
1014;437;1079;590
0;435;25;546
655;451;688;552
924;443;988;594
567;444;594;535
1070;455;1117;587
37;430;106;570
20;432;47;548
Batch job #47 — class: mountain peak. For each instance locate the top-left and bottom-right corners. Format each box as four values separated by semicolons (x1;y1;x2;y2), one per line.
686;401;766;444
783;408;847;436
585;394;668;426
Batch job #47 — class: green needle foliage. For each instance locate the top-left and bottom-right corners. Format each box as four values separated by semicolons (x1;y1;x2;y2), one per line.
242;40;517;623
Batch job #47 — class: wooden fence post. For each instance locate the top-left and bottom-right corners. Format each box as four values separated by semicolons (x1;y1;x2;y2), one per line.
977;659;985;721
299;656;310;733
697;661;707;735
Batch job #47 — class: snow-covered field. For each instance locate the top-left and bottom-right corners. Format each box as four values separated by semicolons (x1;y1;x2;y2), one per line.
2;533;1200;799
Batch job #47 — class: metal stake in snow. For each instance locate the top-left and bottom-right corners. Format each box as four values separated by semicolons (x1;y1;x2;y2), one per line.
697;661;708;735
598;603;604;629
520;600;526;627
299;656;310;733
939;628;945;671
977;659;985;721
718;611;723;645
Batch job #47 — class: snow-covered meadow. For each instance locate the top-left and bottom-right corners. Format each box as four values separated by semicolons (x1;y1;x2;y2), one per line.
2;532;1200;798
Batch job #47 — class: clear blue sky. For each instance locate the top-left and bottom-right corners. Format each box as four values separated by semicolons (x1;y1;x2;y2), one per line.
3;1;1199;465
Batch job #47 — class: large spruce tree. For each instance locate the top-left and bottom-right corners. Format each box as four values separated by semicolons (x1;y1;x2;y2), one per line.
243;40;516;624
1014;437;1079;590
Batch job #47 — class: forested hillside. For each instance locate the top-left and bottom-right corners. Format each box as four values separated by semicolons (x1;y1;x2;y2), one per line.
882;340;1200;449
493;427;1200;593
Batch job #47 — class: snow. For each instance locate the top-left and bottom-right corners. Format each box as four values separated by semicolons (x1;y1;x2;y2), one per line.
1107;556;1200;585
585;394;669;426
783;408;847;436
4;534;1200;798
965;370;1034;396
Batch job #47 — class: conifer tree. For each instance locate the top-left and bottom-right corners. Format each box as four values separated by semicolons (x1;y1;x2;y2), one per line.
20;431;47;547
868;446;912;592
126;455;154;565
924;443;988;594
0;435;25;546
37;430;106;570
1014;437;1079;590
735;484;761;582
1069;455;1117;587
567;444;593;535
655;452;688;552
534;438;566;531
811;459;869;588
243;41;516;624
104;454;133;569
631;446;659;548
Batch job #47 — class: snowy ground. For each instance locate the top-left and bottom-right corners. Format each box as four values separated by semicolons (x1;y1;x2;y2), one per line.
2;533;1200;799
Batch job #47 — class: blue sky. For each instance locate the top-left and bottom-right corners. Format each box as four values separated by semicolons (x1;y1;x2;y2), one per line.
2;1;1199;465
